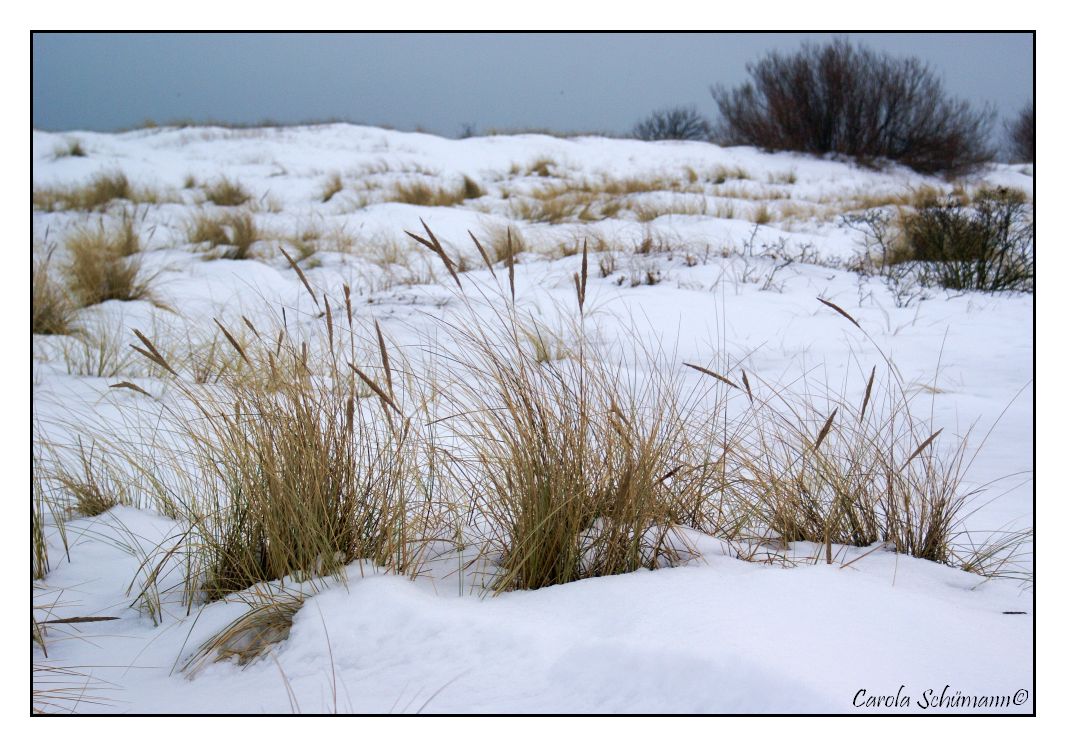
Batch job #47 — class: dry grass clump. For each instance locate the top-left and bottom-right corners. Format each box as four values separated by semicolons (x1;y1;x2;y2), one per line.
709;165;751;184
441;316;707;591
712;184;789;202
421;243;725;591
33;251;76;335
184;587;306;671
34;171;133;212
510;191;614;224
56;321;138;378
187;210;259;259
203;177;252;206
504;171;713;224
63;214;151;307
32;171;176;211
523;157;558;178
32;441;66;581
726;370;970;562
120;291;429;603
689;299;1018;567
630;195;709;222
319;173;344;203
50;439;135;517
35;227;1028;631
389;175;485;207
750;203;774;225
53;138;87;158
837;184;951;214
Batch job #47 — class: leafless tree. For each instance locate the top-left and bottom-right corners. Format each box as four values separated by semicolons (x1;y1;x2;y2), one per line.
633;105;712;142
1007;101;1034;163
712;38;995;175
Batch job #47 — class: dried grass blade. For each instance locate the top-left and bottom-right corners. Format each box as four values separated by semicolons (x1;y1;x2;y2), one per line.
241;316;262;341
657;465;683;485
468;231;497;278
109;381;152;397
860;366;876;423
405;224;463;288
324;298;334;349
903;428;943;467
349;363;401;414
813;408;838;451
507;228;516;304
131;329;177;376
404;230;439;255
214;319;251;366
817;297;861;329
579;237;588;303
279;245;319;306
683;362;739;390
42;616;120;625
741;370;754;404
375;320;394;397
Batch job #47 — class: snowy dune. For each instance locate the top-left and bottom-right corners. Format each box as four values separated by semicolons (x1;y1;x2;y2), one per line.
32;124;1033;714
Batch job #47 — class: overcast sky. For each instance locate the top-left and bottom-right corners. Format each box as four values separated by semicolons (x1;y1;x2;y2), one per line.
32;32;1033;140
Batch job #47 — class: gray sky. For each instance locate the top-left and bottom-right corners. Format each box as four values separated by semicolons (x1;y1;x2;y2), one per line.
32;32;1033;141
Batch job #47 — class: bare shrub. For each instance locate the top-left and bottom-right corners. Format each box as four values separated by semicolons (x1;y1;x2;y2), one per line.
901;188;1033;292
633;105;712;141
712;37;995;175
847;188;1033;294
1007;101;1034;163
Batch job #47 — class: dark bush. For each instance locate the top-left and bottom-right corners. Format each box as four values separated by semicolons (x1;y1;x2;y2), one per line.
712;38;995;175
633;105;712;142
847;188;1033;296
901;188;1033;292
1007;101;1034;163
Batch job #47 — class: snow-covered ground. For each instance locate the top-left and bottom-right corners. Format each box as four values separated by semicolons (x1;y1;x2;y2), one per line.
31;124;1033;714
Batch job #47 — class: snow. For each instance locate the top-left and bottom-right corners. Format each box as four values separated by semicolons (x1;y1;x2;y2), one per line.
32;123;1033;714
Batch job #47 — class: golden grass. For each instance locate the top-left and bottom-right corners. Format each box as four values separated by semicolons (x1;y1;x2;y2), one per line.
63;214;151;307
184;588;306;671
33;171;143;212
319;173;344;203
32;251;76;335
436;311;709;591
203;177;252;206
56;321;138;378
711;184;789;201
473;223;528;264
389;176;485;207
709;165;751;184
53;138;87;158
51;439;132;517
524;157;557;178
109;300;432;604
34;227;1030;640
630;195;709;222
187;210;259;259
750;203;774;225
